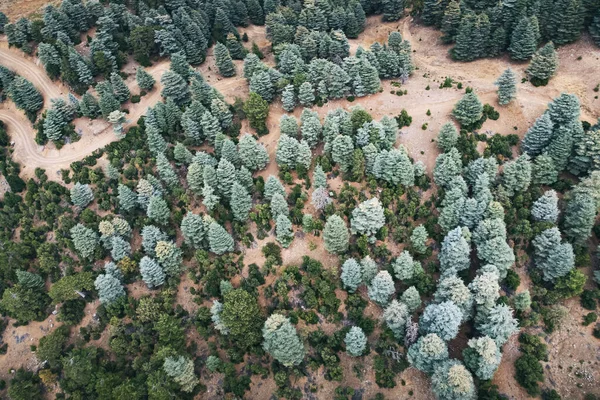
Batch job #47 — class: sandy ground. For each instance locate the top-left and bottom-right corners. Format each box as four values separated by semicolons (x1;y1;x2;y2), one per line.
0;14;598;400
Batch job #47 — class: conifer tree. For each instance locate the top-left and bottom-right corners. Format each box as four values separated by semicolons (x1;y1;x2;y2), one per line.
350;198;385;241
231;182;253;222
431;360;476;400
361;256;378;284
420;301;463;341
208;221;234;254
276;134;299;168
532;227;575;282
341;258;363;293
382;300;409;339
526;42;558;86
110;72;130;103
452;92;483;129
111;236;131;261
476;304;518;346
508;17;538;61
80;92;99;118
270;192;289;219
440;0;461;43
118;184;137;212
298;81;315;106
216;157;236;200
155;240;183;276
244;92;270;135
282;84;296;112
264;175;285;201
215;42;236;77
345;326;367;356
563;188;596;245
332;134;354;172
238;133;268;171
439;227;470;274
393;251;420;281
164;356;198;393
495;68;517;105
262;314;305;366
531;190;559;223
382;0;404;21
410;225;429;254
156;153;179;189
70;223;99;259
433;148;462;188
249;70;274;102
407;333;449;374
368;271;395;305
437;122;459;152
463;336;501;381
181;212;205;249
70;182;94;208
147;196;170;225
503;153;532;196
435;275;473;321
161;70;190;105
521;113;554;156
276;214;294;248
323;214;350;254
301;109;322;148
8;76;43;116
313;164;327;188
136;67;155;91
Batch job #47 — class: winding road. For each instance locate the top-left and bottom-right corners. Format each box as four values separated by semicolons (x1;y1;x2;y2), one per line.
0;40;169;179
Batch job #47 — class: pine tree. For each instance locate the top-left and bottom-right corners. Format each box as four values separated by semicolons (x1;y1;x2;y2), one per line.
431;360;476;400
244;92;270;134
433;148;462;188
110;72;130;103
280;115;299;137
70;182;94;208
181;212;205;249
8;77;43;115
118;184;137;212
550;0;583;45
164;356;197;393
323;214;350;254
563;188;596;245
141;225;168;257
331;134;354;172
156;153;179;189
393;251;420;281
298;82;315;106
435;275;473;321
469;267;500;312
262;314;305;366
70;223;99;259
161;70;190;105
437;122;459;152
301;109;322;148
136;67;155;91
410;225;429;254
231;182;253;221
476;304;518;346
439;227;470;274
440;0;461;43
276;214;294;248
464;336;501;381
208;221;234;254
147;196;170;225
407;333;449;374
281;84;296;112
420;301;463;341
402;286;422;312
591;14;600;46
452;92;483;129
264;175;285;201
532;227;575;282
79;92;99;118
350;198;385;241
360;255;378;284
503;153;532;196
215;42;236;77
155;240;183;276
341;258;363;293
110;236;131;261
508;17;538;61
276;134;299;168
313;164;327;188
95;269;125;305
382;0;404;21
495;68;517;105
271;192;289;219
345;326;367;356
368;271;395;305
531;190;559;223
382;299;409;339
522;113;554;156
526;42;559;86
238;133;268;171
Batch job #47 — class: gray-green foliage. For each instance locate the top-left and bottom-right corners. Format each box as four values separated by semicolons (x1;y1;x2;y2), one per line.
156;153;179;188
382;299;409;340
463;336;501;380
469;267;500;312
368;271;395;306
410;225;428;254
331;134;354;172
270;193;289;220
439;227;470;274
174;142;193;165
407;333;449;374
435;275;473;322
522;113;553;156
298;81;315;106
208;221;234;254
532;154;558;185
531;190;559;223
238;133;269;171
147;196;170;225
231;182;253;221
70;182;94;208
300;109;322;148
140;256;165;288
434;148;462;188
136;67;155;91
341;258;363;293
564;187;597;246
323;214;350;254
475;304;518;346
344;326;367;356
437;122;459;151
155;240;183;276
526;42;558;84
70;223;98;259
532;227;574;282
215;42;236;77
110;236;131;261
276;134;300;167
419;301;463;341
276;214;294;248
262;314;305;366
452;92;483;128
392;251;420;281
350;197;385;241
282;84;296;111
513;291;531;311
313;164;327;188
401;286;421;312
141;225;168;257
495;68;517;105
163;356;198;393
181;212;205;249
360;255;378;284
110;72;130;103
503;153;532;196
94;263;125;305
280;114;298;137
264;175;285;201
430;360;476;400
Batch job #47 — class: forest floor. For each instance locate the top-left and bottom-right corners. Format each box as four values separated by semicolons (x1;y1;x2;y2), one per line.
0;14;599;400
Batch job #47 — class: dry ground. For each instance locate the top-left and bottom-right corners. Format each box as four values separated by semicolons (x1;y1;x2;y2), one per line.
0;14;599;400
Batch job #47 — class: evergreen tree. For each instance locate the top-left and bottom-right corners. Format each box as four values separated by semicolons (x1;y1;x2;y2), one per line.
262;314;305;366
215;42;236;77
8;77;43;115
221;289;264;350
361;255;378;284
216;157;237;200
495;68;517;105
70;223;98;259
238;133;269;171
526;42;559;86
550;0;583;45
452;92;483;129
301;109;322;148
276;214;294;248
280;115;299;137
368;271;395;305
407;333;449;374
208;221;234;254
282;84;296;112
411;225;429;254
463;336;501;381
531;190;559;223
244;92;270;135
161;70;190;105
163;356;197;393
393;251;420;281
141;225;168;257
298;81;315;106
522;113;554;156
440;0;461;43
110;72;130;103
591;14;600;47
439;227;470;274
264;175;285;201
350;198;385;241
382;0;404;21
147;196;170;225
110;236;131;261
382;299;409;339
532;227;575;282
431;360;476;400
313;164;327;188
341;258;363;293
437;122;459;152
136;67;155;91
181;212;205;249
155;240;183;276
345;326;367;356
79;92;99;118
476;304;518;346
420;301;463;341
435;275;473;321
434;148;463;188
276;134;300;167
563;188;597;245
331;134;354;172
95;268;125;305
70;182;94;208
118;184;137;212
503;153;532;196
323;214;350;254
231;182;253;222
508;17;538;61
